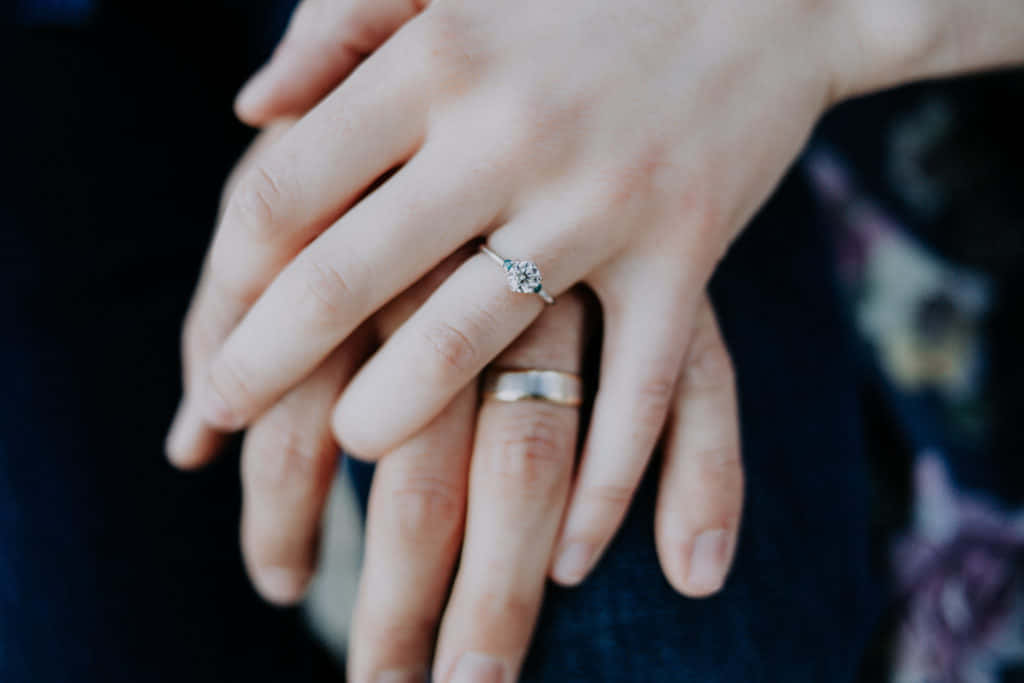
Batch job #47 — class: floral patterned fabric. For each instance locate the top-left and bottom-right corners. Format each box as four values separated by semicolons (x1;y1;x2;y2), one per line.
805;74;1024;683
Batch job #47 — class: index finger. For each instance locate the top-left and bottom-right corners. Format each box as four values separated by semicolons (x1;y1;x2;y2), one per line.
235;0;430;125
175;16;444;445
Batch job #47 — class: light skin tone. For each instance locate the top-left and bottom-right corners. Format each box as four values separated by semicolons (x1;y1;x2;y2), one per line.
175;120;742;683
166;0;1023;681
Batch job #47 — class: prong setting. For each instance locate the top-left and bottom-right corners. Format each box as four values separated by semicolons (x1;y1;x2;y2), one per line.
479;244;554;305
504;259;543;294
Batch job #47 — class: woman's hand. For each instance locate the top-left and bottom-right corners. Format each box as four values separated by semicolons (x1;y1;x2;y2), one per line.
234;238;743;681
170;0;837;588
172;120;743;683
241;278;742;683
340;292;741;683
169;0;1023;622
238;259;742;683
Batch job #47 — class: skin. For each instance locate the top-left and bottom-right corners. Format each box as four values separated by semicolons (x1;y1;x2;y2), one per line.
172;120;742;682
166;0;1023;680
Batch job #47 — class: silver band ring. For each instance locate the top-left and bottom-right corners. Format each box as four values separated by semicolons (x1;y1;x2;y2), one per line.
482;368;583;407
480;244;555;305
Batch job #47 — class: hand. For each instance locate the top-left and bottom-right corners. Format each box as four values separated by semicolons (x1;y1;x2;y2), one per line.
186;129;740;683
342;293;741;683
170;0;1022;611
172;116;742;616
171;0;832;590
230;236;742;682
240;279;742;683
167;5;745;677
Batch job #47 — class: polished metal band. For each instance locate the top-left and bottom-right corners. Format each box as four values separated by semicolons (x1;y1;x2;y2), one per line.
481;368;583;407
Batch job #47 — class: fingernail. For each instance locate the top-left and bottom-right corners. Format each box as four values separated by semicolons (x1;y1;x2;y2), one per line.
254;566;307;606
198;381;239;430
449;652;506;683
688;529;731;593
373;669;426;683
551;542;594;585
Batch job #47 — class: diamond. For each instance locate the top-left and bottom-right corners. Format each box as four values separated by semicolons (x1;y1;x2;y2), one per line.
504;259;542;294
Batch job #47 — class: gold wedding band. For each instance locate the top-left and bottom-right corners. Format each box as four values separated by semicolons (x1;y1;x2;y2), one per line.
481;368;583;407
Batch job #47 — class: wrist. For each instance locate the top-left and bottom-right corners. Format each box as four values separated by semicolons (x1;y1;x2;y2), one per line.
828;0;1024;103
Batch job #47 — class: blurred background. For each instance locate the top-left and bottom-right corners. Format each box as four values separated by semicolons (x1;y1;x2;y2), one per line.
2;2;1022;682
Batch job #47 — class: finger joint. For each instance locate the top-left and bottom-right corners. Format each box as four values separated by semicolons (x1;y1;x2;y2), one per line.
391;471;465;543
487;407;573;499
229;164;290;243
299;258;358;327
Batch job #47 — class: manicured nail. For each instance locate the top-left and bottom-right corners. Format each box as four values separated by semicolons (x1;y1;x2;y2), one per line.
688;529;731;593
254;566;307;606
449;652;506;683
551;542;594;584
372;669;426;683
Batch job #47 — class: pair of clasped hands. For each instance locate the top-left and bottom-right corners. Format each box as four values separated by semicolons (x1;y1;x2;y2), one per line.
163;0;1022;680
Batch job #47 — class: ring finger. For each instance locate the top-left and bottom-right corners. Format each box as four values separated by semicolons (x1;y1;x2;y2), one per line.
431;288;590;683
331;186;615;459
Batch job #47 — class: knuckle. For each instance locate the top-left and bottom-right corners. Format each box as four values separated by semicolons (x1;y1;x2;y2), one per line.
414;6;487;93
327;3;393;56
494;86;588;168
391;472;464;542
208;353;258;419
632;374;676;435
245;423;331;490
502;90;555;147
696;443;744;497
597;141;679;214
578;482;635;514
488;407;573;498
297;258;357;327
206;245;266;309
467;588;536;634
420;320;479;378
359;611;436;657
228;164;291;242
685;337;735;393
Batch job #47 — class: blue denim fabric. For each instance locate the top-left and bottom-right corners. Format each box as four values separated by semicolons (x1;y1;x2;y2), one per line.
2;4;882;681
